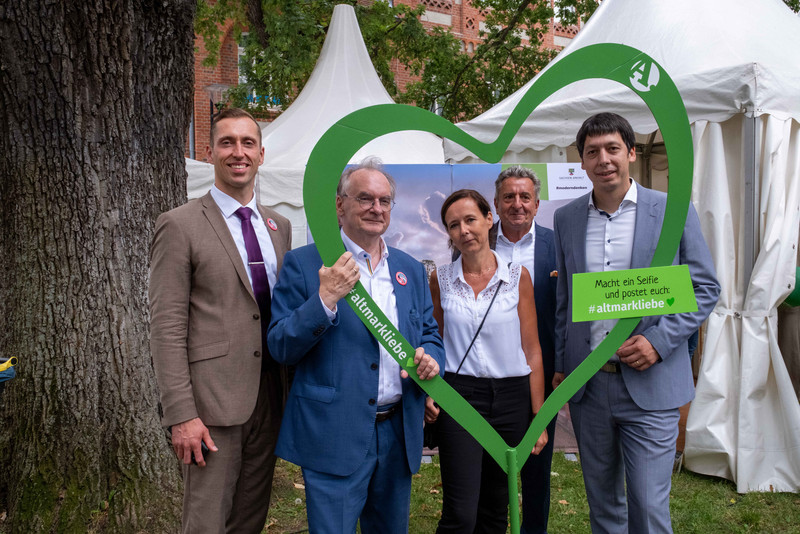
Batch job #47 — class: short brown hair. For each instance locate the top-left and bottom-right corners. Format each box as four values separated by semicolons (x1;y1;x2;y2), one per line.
210;108;262;146
440;189;492;227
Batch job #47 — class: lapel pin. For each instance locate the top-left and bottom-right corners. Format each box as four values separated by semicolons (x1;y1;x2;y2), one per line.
550;270;558;277
266;218;278;231
395;272;408;286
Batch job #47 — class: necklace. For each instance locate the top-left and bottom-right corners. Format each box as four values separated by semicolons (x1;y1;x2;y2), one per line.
463;265;495;276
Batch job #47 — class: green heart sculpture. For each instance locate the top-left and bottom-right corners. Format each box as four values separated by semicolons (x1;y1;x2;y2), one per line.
304;43;692;532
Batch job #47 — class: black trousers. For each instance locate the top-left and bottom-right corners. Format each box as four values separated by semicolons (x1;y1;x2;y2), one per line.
520;400;557;534
436;373;531;534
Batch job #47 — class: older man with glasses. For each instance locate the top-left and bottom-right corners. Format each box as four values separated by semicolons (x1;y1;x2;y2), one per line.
268;157;444;534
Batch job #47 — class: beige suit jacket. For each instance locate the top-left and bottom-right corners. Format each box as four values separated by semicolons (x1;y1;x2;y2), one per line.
149;192;291;428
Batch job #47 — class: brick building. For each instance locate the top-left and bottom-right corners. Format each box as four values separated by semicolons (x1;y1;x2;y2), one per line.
187;18;241;159
186;0;581;159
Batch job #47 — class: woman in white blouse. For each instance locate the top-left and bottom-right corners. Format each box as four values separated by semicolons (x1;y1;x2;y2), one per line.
426;189;547;533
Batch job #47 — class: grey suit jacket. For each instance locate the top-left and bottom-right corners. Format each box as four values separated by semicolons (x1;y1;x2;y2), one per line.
553;183;720;411
150;191;291;428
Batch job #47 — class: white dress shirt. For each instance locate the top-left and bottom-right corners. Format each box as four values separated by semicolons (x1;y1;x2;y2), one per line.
585;181;638;357
495;221;537;289
210;185;279;293
437;251;531;378
322;230;402;405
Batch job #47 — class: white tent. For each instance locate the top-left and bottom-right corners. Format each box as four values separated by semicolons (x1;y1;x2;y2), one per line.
186;4;445;246
445;0;800;492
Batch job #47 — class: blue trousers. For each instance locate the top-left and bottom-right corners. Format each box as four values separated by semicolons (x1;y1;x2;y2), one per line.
570;371;679;534
302;405;412;534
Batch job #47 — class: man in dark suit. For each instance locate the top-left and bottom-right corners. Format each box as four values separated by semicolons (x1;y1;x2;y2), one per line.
268;159;444;533
491;166;558;534
553;113;719;533
150;108;292;533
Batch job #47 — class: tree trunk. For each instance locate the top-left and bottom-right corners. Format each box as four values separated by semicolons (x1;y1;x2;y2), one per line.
0;1;195;532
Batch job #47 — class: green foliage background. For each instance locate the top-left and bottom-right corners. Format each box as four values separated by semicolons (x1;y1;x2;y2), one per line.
195;0;599;122
195;0;800;122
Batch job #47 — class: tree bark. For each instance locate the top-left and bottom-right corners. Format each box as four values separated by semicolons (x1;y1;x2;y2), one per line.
0;1;194;532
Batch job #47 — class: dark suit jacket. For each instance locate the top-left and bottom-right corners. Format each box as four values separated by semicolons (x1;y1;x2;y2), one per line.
553;183;720;410
454;222;558;393
268;244;445;477
149;192;292;428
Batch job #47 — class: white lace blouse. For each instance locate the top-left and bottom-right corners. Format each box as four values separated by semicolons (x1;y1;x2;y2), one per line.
437;251;531;378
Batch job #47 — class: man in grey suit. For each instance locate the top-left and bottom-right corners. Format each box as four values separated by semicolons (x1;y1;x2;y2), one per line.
552;113;719;533
150;108;291;533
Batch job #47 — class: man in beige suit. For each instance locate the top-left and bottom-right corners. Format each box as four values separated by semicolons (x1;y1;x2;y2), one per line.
150;108;291;533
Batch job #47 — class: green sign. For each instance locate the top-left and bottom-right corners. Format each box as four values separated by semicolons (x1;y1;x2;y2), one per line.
572;265;697;322
304;43;694;533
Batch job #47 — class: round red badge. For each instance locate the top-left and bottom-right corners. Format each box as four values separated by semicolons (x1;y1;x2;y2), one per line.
395;272;408;286
266;218;278;231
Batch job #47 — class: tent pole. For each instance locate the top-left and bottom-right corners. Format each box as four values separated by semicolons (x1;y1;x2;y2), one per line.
642;131;657;189
743;115;758;292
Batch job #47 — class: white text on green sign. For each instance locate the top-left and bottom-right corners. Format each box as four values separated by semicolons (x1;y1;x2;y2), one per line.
572;265;697;322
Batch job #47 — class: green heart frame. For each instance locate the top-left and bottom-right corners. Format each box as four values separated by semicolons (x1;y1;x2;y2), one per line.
304;43;692;532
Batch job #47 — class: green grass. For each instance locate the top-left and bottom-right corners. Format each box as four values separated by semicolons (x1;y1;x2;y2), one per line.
265;454;800;533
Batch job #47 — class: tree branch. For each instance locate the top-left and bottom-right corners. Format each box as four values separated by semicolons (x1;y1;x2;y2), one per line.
246;0;269;48
441;0;535;117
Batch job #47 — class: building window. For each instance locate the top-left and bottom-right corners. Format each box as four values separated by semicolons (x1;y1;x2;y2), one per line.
238;32;249;86
237;33;280;108
421;0;453;13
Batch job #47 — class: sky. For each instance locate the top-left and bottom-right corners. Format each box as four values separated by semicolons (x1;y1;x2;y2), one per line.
383;163;574;267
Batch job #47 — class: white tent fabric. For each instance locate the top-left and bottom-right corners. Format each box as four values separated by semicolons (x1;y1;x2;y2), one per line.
445;0;800;163
186;4;444;246
444;0;800;492
186;157;214;199
689;115;800;492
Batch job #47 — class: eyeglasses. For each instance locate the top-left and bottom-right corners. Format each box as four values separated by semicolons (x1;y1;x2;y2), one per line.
341;194;395;211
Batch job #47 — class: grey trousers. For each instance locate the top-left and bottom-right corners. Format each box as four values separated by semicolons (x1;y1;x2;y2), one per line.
570;371;679;534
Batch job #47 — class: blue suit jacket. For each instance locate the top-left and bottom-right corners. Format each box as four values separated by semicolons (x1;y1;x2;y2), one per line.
267;244;445;476
553;183;720;411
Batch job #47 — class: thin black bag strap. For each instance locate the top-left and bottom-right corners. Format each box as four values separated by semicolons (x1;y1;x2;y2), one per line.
454;262;510;375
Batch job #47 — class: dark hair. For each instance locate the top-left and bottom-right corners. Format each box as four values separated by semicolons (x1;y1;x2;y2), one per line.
576;112;635;158
494;165;541;200
210;108;262;145
336;156;397;200
440;189;492;227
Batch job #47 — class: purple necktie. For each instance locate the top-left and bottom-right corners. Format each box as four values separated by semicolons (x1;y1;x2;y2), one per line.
234;207;272;365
